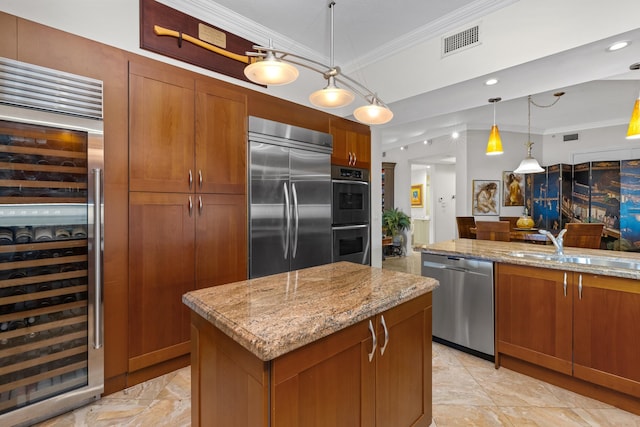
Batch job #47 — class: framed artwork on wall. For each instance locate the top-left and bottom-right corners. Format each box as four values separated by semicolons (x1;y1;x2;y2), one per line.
411;184;423;207
472;180;500;215
502;171;525;206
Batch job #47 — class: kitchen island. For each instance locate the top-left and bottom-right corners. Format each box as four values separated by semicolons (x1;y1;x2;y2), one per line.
183;261;438;427
421;239;640;415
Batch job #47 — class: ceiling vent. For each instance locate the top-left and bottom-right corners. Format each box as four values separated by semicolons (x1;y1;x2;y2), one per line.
442;24;481;57
563;133;579;142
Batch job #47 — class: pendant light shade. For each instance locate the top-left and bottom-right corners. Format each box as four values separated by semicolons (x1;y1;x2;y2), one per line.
514;146;545;174
244;51;299;86
353;98;394;125
627;92;640;140
486;97;503;155
309;76;355;108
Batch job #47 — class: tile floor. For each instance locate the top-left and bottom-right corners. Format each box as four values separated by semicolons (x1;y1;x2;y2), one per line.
33;250;640;426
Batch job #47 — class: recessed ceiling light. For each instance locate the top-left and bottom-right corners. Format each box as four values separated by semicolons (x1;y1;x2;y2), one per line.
485;78;499;86
451;131;460;139
607;41;630;52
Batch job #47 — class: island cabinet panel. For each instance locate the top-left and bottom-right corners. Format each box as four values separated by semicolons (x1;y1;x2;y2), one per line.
573;274;640;398
271;292;432;427
496;264;573;374
128;192;195;370
330;118;371;169
129;61;195;193
190;292;432;427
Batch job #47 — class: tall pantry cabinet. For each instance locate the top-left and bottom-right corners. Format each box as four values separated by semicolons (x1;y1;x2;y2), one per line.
127;61;247;379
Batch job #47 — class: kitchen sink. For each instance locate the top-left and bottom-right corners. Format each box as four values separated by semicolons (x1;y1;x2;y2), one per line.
509;251;640;270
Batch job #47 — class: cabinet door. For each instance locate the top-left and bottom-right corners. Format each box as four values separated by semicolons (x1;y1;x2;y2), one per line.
573;274;640;398
195;194;247;289
129;62;195;193
195;82;247;194
496;264;572;374
271;319;376;427
128;192;195;371
376;293;432;427
330;119;371;169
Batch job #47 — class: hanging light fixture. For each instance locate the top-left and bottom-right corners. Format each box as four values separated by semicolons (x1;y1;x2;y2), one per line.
243;1;393;124
514;95;546;174
626;62;640;140
486;97;503;155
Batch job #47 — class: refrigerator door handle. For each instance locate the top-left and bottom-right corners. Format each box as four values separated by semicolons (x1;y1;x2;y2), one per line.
93;168;103;350
292;183;299;258
283;182;290;259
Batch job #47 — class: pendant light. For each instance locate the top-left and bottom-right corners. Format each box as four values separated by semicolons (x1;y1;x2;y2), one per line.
514;95;545;174
243;47;299;86
514;92;565;174
626;62;640;140
486;97;503;155
353;96;394;125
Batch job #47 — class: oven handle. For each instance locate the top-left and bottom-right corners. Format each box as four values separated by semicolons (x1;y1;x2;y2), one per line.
332;179;369;186
332;224;370;231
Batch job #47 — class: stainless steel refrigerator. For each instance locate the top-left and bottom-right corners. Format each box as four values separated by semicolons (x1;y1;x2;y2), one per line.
248;117;332;278
0;57;103;426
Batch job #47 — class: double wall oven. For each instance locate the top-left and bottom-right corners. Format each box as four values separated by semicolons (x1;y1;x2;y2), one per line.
331;165;370;265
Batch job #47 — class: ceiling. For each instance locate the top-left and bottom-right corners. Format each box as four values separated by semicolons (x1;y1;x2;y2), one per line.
164;0;640;159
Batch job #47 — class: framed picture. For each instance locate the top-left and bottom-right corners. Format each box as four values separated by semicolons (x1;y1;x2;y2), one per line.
411;184;423;207
472;180;500;215
502;171;525;206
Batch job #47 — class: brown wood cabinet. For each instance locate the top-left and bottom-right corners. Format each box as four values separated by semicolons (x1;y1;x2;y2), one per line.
330;118;371;169
497;263;640;403
191;293;432;426
128;61;248;376
573;274;640;398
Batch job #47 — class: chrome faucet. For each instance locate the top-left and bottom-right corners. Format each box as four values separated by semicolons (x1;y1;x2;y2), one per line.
539;229;567;256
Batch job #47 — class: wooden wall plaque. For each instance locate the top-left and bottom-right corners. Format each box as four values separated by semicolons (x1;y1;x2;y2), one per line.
140;0;258;84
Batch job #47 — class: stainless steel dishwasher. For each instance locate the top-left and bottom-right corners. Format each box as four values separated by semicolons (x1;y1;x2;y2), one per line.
422;252;494;359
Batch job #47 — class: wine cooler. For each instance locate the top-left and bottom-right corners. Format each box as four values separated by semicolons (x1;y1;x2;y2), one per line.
0;57;104;426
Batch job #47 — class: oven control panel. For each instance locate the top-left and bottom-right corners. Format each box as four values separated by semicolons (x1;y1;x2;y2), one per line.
331;165;369;182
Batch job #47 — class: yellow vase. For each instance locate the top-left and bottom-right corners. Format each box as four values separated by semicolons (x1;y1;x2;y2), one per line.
516;216;535;229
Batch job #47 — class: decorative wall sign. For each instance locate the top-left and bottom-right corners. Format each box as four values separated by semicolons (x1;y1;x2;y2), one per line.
502;171;524;206
473;180;500;215
139;0;258;84
411;184;423;207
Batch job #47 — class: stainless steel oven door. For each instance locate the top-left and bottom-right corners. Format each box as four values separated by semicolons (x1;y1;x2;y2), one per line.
331;180;370;225
332;224;370;265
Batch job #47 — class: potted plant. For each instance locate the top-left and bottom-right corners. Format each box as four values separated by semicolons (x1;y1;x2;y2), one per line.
382;207;411;239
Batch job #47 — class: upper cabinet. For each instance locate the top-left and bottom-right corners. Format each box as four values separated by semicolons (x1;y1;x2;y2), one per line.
129;62;247;194
195;81;247;195
330;118;371;169
129;61;195;193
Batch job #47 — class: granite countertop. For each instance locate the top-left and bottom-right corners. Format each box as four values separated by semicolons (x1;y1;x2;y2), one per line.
419;239;640;280
182;261;438;361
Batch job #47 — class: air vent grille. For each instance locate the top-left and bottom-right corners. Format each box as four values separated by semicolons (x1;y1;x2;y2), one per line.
0;57;103;120
442;25;480;56
563;133;579;142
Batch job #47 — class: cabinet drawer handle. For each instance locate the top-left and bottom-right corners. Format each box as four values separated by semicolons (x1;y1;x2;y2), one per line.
188;169;193;189
563;272;567;297
199;170;203;188
368;319;377;362
188;196;193;217
352;152;357;165
380;314;389;356
578;274;583;300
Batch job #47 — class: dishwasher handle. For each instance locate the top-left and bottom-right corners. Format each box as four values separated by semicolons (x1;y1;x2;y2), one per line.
422;260;490;277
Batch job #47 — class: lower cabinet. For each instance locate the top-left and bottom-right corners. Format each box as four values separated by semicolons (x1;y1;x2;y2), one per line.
496;263;640;407
128;192;247;378
190;293;432;427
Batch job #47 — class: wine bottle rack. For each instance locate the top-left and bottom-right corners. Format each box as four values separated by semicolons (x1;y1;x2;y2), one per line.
0;119;91;414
